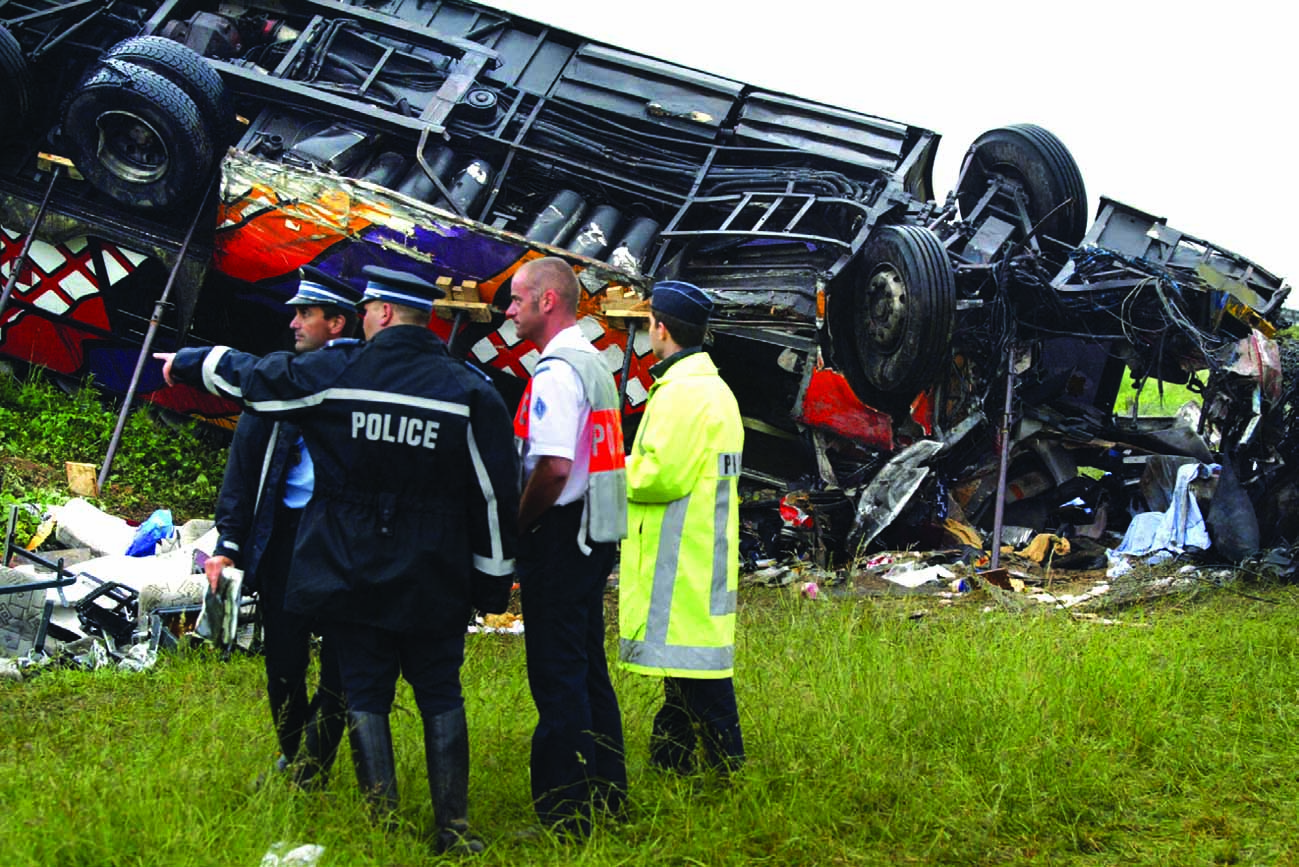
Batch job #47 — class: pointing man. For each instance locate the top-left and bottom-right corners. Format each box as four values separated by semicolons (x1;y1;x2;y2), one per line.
158;265;518;855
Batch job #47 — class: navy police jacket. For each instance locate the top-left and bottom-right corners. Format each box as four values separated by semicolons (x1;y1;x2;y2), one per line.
173;325;519;633
211;410;300;593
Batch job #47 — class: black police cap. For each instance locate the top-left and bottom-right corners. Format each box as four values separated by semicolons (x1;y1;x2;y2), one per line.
359;265;446;311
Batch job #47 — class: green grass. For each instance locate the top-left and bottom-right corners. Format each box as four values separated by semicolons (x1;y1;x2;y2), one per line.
1113;368;1205;419
0;366;226;528
3;587;1298;866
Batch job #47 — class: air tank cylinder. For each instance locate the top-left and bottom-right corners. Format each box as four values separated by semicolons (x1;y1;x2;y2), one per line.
395;146;456;203
566;205;623;259
607;216;661;274
524;190;587;246
433;157;494;216
360;152;407;188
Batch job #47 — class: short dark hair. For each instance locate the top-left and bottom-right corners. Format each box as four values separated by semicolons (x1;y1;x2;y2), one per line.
319;304;359;338
652;307;705;349
388;302;432;327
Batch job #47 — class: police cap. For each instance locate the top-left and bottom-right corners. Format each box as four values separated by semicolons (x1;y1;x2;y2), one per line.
359;265;446;312
289;265;364;309
650;280;713;328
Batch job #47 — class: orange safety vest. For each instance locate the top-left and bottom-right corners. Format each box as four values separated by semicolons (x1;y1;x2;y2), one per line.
514;347;627;543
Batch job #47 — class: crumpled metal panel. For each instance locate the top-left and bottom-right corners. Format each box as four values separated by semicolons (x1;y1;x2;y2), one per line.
846;439;946;551
212;149;663;407
795;368;894;451
214;149;647;295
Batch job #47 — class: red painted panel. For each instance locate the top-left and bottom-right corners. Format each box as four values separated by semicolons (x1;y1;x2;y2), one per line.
796;368;893;451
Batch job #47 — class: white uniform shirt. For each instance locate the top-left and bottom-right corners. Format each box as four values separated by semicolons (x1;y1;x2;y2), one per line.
522;324;598;506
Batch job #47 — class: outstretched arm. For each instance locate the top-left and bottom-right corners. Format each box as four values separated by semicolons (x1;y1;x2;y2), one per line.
153;352;176;386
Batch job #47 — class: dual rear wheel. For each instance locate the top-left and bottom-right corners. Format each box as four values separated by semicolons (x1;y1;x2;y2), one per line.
62;36;234;211
833;224;956;399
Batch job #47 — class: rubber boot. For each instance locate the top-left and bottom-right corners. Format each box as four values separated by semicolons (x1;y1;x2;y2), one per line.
425;706;485;855
294;693;346;791
268;676;309;766
348;711;398;817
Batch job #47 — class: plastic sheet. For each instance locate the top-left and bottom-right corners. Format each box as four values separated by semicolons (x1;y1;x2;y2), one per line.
1107;462;1216;576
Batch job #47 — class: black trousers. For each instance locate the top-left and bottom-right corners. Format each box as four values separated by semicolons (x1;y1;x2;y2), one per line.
260;507;345;761
651;676;745;774
519;501;627;835
328;621;465;716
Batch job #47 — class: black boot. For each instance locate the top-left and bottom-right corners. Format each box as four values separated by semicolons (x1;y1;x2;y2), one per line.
268;675;310;766
348;711;398;817
294;692;346;791
425;706;485;855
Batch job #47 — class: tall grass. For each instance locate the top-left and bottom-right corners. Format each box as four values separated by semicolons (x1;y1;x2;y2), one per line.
3;586;1297;866
0;367;226;525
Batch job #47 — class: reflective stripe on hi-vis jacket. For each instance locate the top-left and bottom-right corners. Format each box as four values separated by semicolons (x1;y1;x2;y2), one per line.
622;450;741;672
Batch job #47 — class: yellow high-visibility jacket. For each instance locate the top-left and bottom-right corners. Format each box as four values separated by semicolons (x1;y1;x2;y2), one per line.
619;350;744;678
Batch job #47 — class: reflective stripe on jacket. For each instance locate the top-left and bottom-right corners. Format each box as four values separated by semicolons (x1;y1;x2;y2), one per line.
619;351;743;678
173;326;519;634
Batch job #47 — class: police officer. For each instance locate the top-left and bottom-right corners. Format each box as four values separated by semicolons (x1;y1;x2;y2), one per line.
205;265;360;789
619;281;746;776
157;265;518;855
506;256;628;837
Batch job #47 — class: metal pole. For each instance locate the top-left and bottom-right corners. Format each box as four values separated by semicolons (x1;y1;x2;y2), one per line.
449;309;466;356
617;319;638;409
98;184;214;494
0;166;61;321
989;348;1017;570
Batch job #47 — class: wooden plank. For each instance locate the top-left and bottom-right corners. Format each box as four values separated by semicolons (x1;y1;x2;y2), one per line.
604;308;651;331
65;462;99;498
432;300;494;323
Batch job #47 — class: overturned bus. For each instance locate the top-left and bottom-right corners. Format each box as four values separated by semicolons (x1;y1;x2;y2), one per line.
0;0;1292;562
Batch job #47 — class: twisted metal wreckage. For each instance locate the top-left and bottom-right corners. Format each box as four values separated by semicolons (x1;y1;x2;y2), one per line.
0;0;1295;660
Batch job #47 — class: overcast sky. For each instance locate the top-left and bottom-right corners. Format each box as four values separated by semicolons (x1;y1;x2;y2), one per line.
494;0;1296;309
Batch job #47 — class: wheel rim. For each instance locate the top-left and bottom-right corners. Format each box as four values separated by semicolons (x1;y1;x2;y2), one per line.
94;110;171;184
864;266;907;353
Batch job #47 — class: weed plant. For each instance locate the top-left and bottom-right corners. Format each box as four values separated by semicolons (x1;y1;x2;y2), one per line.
2;586;1297;866
0;366;226;527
